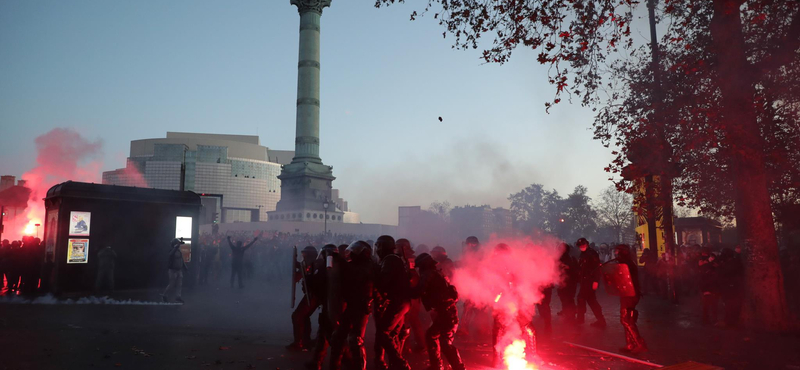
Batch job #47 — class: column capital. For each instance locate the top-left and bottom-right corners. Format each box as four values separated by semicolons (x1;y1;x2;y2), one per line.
290;0;331;14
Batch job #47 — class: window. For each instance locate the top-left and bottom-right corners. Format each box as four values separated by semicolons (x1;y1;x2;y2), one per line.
313;214;317;219
307;213;311;218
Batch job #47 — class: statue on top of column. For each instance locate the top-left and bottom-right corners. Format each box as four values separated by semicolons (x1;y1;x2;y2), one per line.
291;0;332;14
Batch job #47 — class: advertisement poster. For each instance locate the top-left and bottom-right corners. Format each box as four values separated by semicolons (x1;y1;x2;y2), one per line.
67;238;89;264
45;209;59;254
69;211;91;236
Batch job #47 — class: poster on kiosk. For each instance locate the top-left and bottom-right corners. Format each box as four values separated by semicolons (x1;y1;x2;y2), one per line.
67;211;91;264
69;211;91;237
176;216;192;263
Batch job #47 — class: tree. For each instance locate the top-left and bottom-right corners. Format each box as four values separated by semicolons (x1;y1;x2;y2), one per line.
376;0;797;330
509;184;598;241
594;185;634;243
562;185;598;242
508;183;553;234
428;200;452;221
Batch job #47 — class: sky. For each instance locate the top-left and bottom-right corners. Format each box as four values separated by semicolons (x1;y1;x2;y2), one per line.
0;0;624;225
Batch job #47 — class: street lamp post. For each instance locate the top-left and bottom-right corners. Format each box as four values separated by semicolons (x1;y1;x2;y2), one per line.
323;201;329;234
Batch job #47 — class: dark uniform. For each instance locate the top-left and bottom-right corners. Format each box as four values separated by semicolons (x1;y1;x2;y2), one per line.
576;238;606;327
374;235;412;370
613;244;647;353
458;236;481;337
307;245;344;370
330;241;375;370
557;243;579;321
289;246;320;351
413;253;465;370
227;235;259;288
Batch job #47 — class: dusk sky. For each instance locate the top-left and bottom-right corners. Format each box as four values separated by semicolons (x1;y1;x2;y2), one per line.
0;0;619;224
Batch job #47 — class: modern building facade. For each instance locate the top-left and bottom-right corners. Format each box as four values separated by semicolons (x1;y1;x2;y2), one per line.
103;132;288;224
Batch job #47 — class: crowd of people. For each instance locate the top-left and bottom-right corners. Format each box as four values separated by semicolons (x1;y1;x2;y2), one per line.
638;244;747;327
284;235;656;370
191;231;381;288
0;236;45;295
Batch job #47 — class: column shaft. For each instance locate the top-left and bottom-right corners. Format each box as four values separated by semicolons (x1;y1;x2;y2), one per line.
294;11;322;163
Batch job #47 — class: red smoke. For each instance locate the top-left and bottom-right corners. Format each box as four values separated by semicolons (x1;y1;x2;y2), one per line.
452;236;562;369
11;128;103;240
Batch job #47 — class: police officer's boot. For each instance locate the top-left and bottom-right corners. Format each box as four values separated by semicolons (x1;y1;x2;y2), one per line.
629;310;647;353
619;309;637;353
425;335;443;370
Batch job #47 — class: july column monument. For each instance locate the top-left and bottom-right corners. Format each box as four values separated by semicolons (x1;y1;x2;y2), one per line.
269;0;343;224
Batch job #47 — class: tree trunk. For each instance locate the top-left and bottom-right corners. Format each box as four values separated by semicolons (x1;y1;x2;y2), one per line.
709;0;789;330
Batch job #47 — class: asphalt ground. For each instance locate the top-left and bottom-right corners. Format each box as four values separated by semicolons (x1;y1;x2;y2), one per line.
0;278;797;370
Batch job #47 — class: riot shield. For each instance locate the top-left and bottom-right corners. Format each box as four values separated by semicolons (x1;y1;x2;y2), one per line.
291;246;297;308
601;262;637;297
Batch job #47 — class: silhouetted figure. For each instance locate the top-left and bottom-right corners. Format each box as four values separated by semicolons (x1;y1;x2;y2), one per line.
457;236;481;337
161;238;188;303
612;244;647;353
288;246;320;351
374;235;412;370
576;238;606;328
329;241;375;370
412;253;465;370
557;243;578;322
227;232;260;288
94;246;117;294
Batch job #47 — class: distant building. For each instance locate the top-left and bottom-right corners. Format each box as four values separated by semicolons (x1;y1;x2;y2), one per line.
450;205;513;242
1;175;16;192
103;132;289;224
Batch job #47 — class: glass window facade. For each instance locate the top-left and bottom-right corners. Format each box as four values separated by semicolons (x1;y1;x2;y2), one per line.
103;141;282;224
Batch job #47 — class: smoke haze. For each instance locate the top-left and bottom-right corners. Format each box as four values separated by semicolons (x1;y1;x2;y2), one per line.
338;137;542;225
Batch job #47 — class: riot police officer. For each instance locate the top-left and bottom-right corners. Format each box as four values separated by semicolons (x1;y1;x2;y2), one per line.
288;246;320;351
307;244;345;370
612;244;647;353
576;238;606;327
413;253;466;370
374;235;412;370
458;236;481;337
329;241;375;370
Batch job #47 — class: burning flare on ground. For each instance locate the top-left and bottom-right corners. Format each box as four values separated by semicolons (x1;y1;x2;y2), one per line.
503;339;537;370
452;236;560;370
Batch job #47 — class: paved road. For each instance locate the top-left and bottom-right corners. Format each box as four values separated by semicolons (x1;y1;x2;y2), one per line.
0;280;797;370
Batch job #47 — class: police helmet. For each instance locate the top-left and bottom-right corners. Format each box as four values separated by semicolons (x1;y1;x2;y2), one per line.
396;238;413;258
302;246;319;259
466;236;480;245
431;246;447;258
415;253;437;270
346;241;372;261
614;244;631;259
375;235;396;256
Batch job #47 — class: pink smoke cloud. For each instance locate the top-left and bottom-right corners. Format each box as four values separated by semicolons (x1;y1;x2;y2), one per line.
11;128;103;240
452;235;562;366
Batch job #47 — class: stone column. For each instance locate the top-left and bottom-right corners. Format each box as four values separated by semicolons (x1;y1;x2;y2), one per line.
291;0;331;164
